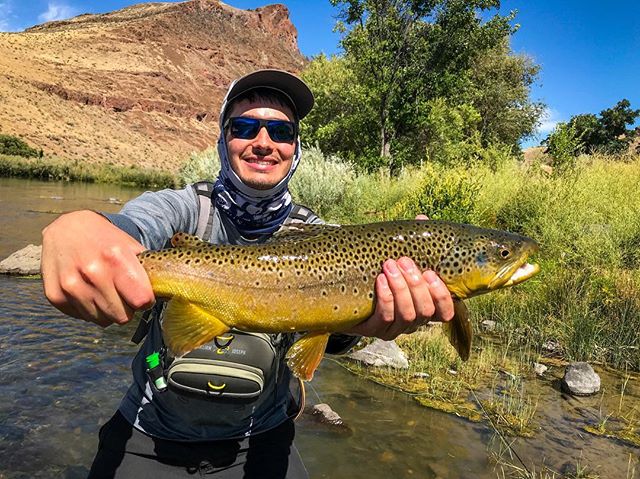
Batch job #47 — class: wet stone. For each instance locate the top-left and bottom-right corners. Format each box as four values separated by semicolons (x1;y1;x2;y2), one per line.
561;362;601;396
347;339;409;369
0;245;42;275
311;403;344;426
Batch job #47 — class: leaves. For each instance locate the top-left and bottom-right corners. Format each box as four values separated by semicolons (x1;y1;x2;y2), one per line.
302;1;543;174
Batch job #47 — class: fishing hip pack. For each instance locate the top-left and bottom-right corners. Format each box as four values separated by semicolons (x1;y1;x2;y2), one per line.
164;331;278;401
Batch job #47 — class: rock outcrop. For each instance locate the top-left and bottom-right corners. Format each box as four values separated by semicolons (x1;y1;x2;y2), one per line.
0;1;306;172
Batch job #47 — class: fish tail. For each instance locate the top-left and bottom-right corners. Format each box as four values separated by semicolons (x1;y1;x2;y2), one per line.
442;299;472;361
285;332;331;381
162;299;230;356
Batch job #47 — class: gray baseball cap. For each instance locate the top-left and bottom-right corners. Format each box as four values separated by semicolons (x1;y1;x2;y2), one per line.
220;69;314;122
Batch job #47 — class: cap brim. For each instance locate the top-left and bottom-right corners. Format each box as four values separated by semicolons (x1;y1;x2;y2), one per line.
223;69;314;120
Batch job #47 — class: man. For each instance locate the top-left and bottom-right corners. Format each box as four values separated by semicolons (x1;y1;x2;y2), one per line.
41;70;454;478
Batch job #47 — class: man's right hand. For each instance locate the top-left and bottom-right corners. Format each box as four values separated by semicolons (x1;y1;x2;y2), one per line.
41;210;155;327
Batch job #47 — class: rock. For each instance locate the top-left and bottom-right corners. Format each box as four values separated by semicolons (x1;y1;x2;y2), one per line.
480;319;496;332
542;339;562;353
413;372;429;379
533;362;548;376
347;339;409;369
0;245;42;275
561;362;601;396
310;403;344;427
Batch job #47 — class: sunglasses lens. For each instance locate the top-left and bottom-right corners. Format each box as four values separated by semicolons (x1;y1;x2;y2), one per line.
268;121;296;142
229;118;260;139
228;117;296;143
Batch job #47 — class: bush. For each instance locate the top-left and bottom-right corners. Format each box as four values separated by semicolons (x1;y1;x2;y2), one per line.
290;145;356;219
177;148;220;186
0;134;41;158
389;164;481;223
543;122;583;173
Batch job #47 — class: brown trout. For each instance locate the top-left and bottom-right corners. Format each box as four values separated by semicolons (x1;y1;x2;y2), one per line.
138;220;540;380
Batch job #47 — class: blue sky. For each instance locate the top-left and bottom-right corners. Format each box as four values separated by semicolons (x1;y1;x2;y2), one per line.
1;1;639;146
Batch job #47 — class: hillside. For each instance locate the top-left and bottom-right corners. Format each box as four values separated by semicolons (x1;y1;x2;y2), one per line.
0;0;306;172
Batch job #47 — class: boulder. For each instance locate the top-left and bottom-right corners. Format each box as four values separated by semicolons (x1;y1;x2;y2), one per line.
310;403;344;427
0;245;42;275
561;362;600;396
347;339;409;369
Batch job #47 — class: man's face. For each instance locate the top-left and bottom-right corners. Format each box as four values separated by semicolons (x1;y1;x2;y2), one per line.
225;99;297;190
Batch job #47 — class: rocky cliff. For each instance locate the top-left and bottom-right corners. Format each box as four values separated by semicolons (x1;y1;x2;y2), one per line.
0;0;306;172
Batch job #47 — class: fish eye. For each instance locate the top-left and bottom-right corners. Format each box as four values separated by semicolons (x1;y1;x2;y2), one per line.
500;249;511;259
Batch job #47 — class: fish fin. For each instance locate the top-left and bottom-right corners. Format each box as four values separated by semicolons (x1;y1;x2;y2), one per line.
170;232;210;248
162;299;230;356
442;299;472;361
269;223;340;243
285;332;331;381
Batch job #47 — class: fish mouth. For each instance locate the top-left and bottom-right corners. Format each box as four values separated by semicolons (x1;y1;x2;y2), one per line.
489;257;540;290
502;262;540;287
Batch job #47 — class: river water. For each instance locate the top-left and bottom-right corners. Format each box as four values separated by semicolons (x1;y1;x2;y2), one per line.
0;178;638;478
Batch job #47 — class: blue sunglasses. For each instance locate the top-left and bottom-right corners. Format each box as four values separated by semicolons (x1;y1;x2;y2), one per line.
225;116;297;143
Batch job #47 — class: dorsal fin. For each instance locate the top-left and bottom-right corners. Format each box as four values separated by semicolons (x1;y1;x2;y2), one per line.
267;223;341;243
171;232;210;248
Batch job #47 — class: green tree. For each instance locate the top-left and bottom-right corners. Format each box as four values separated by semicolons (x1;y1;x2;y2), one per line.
545;99;640;156
596;99;640;153
333;1;512;161
303;0;542;173
467;39;544;147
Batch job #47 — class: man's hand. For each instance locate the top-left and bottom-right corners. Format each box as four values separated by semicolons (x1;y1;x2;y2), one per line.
41;210;155;327
345;213;454;340
345;258;454;340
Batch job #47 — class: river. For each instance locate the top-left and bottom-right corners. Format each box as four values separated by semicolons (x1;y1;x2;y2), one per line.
0;178;637;478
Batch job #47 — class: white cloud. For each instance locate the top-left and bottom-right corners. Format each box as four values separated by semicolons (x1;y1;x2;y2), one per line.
0;1;14;31
537;107;563;135
38;2;78;23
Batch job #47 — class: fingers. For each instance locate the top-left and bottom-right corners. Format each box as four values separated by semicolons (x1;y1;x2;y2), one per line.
422;270;455;323
352;257;455;341
41;210;154;327
380;258;431;340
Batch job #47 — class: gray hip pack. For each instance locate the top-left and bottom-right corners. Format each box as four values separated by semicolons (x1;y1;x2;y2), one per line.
165;331;278;400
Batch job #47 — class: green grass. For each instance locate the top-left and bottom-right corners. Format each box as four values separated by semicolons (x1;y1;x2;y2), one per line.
0;153;176;188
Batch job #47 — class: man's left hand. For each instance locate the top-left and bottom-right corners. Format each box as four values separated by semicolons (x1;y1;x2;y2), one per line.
345;258;455;340
344;214;454;340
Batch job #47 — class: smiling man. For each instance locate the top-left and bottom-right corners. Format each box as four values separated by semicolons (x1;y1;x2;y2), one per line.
41;69;454;478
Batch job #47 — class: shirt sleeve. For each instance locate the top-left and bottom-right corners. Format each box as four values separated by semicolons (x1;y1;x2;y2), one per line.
102;186;200;250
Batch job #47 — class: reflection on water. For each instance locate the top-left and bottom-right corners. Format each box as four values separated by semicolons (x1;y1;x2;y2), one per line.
0;179;638;478
0;177;145;259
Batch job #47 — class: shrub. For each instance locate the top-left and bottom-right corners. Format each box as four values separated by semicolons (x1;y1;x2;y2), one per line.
289;145;356;219
0;134;40;158
389;164;481;223
177;147;220;186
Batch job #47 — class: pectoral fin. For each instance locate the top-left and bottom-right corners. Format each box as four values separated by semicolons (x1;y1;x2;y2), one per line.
162;299;230;356
442;299;472;361
285;332;330;381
